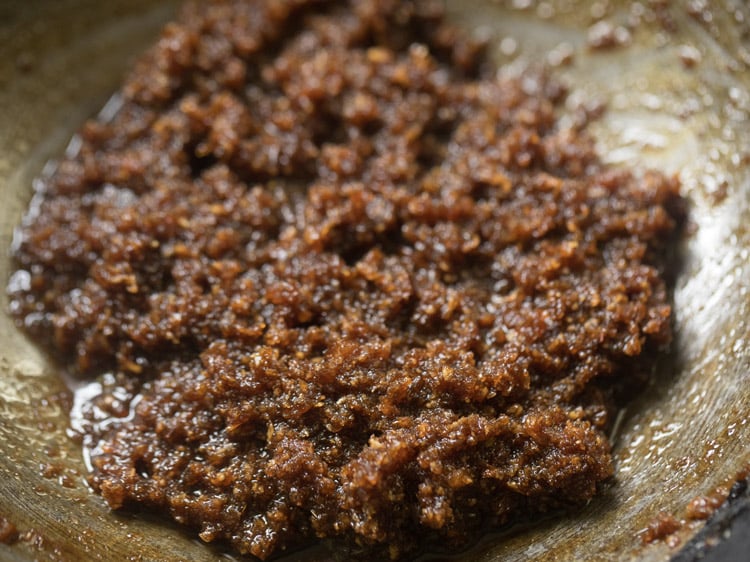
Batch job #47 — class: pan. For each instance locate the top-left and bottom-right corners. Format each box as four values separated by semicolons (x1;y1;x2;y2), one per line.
1;1;749;560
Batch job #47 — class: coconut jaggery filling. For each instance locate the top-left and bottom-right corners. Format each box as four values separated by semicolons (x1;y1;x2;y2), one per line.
8;0;683;559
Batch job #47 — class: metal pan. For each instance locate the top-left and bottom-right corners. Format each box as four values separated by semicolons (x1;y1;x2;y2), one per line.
1;1;748;560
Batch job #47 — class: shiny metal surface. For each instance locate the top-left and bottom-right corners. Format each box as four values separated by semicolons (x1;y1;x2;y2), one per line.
1;1;748;560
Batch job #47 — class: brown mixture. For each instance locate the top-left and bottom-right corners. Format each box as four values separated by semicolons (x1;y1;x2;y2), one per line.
0;516;18;546
7;0;684;559
638;463;750;549
639;511;683;548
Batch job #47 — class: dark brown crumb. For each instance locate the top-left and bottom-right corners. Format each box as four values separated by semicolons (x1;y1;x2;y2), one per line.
40;461;79;490
686;463;750;522
7;0;684;559
0;516;19;545
639;464;750;548
677;44;702;68
40;462;64;480
640;511;682;545
685;493;727;521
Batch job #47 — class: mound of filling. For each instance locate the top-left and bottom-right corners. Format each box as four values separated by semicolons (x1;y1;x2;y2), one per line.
8;0;684;559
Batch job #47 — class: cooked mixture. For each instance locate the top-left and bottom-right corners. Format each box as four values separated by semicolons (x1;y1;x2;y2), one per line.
7;0;684;559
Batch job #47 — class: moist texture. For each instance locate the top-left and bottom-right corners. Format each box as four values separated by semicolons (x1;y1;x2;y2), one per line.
0;516;18;545
8;0;684;559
